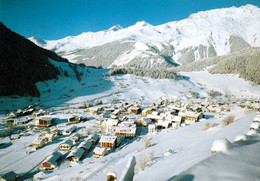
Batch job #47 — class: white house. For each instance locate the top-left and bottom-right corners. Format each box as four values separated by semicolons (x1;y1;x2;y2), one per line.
99;135;117;148
148;124;156;133
93;147;107;158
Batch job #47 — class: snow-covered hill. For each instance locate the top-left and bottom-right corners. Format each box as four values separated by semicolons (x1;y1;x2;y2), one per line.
29;4;260;68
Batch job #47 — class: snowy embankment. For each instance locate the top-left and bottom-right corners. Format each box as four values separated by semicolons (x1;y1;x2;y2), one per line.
171;133;260;180
40;111;256;181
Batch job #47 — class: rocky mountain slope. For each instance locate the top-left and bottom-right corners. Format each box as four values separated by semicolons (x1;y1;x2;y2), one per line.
0;22;68;97
30;5;260;69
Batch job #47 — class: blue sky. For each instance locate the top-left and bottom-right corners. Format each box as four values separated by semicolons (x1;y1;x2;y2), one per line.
1;0;260;40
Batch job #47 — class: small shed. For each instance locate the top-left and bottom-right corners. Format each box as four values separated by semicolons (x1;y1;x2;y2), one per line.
211;138;233;154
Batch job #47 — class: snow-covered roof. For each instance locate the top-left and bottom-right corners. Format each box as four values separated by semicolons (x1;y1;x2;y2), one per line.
93;147;107;155
115;126;136;134
67;148;85;159
106;119;119;126
61;139;73;146
211;138;233;153
44;151;62;166
100;135;117;143
234;134;248;142
79;140;92;150
250;122;260;130
148;124;155;129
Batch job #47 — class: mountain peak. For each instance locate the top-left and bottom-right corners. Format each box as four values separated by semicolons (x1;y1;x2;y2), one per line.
108;24;123;31
135;21;151;27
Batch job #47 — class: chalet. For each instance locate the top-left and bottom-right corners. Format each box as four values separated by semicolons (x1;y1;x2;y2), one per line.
51;129;62;137
32;109;46;117
148;124;156;133
172;116;185;124
70;133;81;143
66;148;85;162
79;140;92;151
33;137;46;148
93;147;107;158
59;139;73;151
89;107;100;115
178;111;203;122
40;128;51;136
88;134;99;144
112;109;121;116
68;116;80;124
110;115;118;119
45;133;55;142
35;117;53;128
167;105;182;115
141;108;152;117
105;119;119;133
137;118;151;126
0;171;17;181
147;114;162;121
171;123;179;129
104;107;115;113
42;151;62;170
99;135;117;148
115;125;136;138
128;107;141;115
62;126;77;135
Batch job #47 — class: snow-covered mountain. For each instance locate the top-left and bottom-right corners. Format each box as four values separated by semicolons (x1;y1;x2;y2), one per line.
29;5;260;68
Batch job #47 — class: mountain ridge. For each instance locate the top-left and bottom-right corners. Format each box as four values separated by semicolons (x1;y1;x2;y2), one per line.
29;4;260;69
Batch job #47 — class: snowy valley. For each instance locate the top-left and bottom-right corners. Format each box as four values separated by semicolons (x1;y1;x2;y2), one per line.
0;4;260;181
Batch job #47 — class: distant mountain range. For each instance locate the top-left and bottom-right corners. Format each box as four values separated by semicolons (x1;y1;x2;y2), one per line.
30;5;260;69
0;22;68;97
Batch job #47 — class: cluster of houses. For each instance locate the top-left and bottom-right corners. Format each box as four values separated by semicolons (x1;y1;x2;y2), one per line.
1;98;260;173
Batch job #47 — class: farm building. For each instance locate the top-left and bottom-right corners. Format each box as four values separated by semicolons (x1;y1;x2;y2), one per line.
35;117;53;128
59;139;74;151
93;147;107;158
66;148;85;162
42;151;62;170
99;135;117;148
